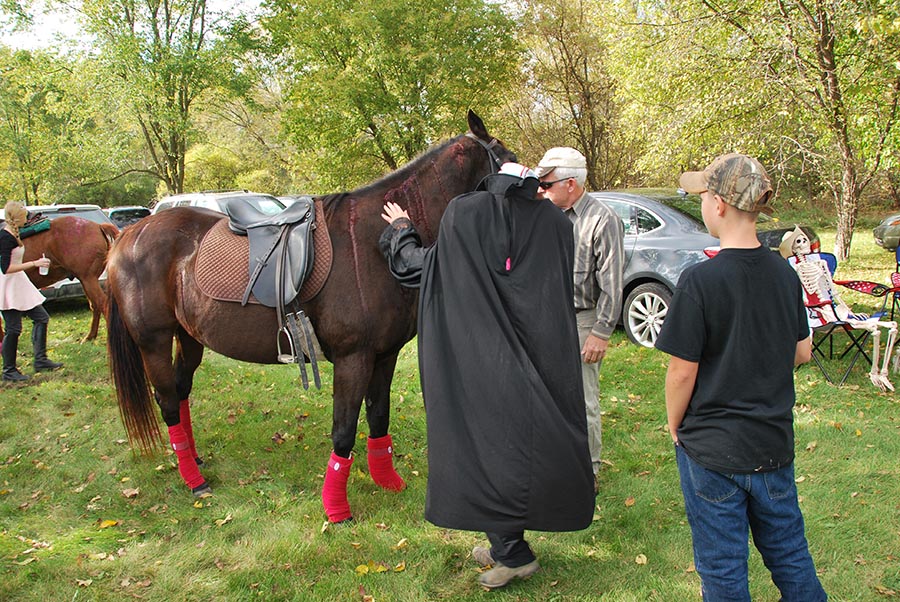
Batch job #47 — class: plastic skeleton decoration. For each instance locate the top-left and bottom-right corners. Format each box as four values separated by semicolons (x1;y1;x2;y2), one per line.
780;226;898;391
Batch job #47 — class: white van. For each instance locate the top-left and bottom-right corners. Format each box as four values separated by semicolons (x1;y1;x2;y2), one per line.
151;190;286;216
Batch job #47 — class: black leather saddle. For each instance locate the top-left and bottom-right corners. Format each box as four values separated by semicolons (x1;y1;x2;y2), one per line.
226;197;316;308
225;196;321;388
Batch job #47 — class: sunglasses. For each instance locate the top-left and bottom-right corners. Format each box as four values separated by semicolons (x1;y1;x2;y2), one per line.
537;177;570;190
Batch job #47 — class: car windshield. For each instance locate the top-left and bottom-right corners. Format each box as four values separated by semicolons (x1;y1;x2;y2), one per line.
642;192;774;231
111;208;148;221
34;207;112;225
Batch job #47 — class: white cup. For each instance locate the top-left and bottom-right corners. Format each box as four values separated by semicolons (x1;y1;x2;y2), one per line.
39;254;49;275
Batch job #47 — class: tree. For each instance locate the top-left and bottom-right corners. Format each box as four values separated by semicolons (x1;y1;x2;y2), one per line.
509;0;643;189
78;0;247;194
262;0;523;190
619;0;900;259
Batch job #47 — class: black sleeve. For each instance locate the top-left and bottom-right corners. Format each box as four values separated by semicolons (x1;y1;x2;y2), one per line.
378;217;428;288
0;231;18;274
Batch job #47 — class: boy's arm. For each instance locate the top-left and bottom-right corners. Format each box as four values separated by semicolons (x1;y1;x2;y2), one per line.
665;356;699;444
795;336;812;366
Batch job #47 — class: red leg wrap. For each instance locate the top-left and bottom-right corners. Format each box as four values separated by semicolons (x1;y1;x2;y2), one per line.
179;399;199;460
367;434;406;492
168;424;206;490
322;451;353;522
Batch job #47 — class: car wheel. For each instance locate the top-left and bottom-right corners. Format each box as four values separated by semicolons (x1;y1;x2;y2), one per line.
623;283;672;348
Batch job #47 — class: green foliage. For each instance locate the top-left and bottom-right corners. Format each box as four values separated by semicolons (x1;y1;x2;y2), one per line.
80;0;252;194
263;0;523;191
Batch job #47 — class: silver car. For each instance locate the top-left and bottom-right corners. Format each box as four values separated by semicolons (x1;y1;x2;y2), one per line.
591;189;819;347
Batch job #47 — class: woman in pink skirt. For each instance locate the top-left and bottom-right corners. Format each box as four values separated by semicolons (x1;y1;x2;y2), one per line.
1;201;63;382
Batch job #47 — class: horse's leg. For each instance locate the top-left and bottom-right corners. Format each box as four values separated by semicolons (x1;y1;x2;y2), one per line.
174;328;205;465
78;277;106;342
322;352;374;523
365;352;406;492
143;333;210;496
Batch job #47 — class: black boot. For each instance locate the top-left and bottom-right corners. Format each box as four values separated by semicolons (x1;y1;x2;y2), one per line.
2;333;29;382
32;322;63;372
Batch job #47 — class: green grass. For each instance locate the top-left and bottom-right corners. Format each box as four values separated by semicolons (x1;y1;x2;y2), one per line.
1;228;899;601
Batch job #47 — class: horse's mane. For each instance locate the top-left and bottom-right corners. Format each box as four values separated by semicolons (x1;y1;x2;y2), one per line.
317;135;464;211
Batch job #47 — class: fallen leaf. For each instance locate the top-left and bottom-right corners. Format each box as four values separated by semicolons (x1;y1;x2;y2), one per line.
122;488;140;499
350;542;362;549
805;441;817;452
272;432;285;444
355;564;369;576
635;553;648;565
193;500;204;508
624;496;636;507
214;514;233;527
13;557;36;565
76;579;93;587
393;561;405;572
392;538;408;550
98;519;118;529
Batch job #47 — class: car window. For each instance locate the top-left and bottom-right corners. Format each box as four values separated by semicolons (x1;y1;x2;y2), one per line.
37;208;112;225
602;200;637;235
635;208;662;234
111;208;149;222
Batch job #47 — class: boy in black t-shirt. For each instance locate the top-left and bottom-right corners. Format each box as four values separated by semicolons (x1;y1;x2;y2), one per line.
656;154;827;601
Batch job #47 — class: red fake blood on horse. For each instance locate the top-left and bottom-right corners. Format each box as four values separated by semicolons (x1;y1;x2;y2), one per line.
347;198;370;317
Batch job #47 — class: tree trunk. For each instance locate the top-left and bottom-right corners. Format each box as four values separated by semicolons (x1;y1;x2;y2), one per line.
833;151;858;261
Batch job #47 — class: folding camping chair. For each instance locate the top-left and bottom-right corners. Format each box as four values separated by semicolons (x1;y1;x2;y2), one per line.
791;252;898;389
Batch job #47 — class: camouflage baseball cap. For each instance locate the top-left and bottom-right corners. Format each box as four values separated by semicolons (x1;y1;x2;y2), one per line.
680;153;774;215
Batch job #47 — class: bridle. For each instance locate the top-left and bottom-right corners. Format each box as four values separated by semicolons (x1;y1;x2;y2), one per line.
465;132;505;172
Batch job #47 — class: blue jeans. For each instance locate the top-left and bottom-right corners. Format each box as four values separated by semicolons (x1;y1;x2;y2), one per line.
675;444;827;601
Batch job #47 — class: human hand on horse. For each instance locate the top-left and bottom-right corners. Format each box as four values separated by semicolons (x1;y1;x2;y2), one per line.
381;202;409;225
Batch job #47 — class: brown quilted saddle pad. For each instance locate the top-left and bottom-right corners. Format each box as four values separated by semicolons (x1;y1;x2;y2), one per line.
195;199;332;304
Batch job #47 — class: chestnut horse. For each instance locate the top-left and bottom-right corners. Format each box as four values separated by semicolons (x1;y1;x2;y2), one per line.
0;216;118;342
105;111;515;522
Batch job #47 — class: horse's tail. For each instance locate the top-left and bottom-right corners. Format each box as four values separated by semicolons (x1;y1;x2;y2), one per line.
99;223;119;247
107;292;162;453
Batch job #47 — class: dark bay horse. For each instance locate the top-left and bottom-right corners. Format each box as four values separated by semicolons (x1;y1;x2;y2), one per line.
105;111;516;522
0;216;118;342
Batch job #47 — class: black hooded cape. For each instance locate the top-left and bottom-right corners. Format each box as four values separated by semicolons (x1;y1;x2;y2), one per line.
380;173;594;533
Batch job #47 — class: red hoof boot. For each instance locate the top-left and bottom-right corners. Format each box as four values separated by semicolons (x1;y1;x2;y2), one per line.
322;452;353;522
168;424;206;491
367;434;406;492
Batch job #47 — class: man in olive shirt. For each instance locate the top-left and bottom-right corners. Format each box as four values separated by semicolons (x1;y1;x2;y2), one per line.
535;147;625;488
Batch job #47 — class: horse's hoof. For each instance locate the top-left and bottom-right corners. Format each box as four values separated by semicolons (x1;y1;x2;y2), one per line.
195;457;204;466
331;516;354;526
191;483;212;498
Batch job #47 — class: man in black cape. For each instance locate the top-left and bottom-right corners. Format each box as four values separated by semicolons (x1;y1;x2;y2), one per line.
380;163;594;589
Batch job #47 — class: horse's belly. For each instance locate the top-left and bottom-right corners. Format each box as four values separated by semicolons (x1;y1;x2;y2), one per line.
180;298;283;364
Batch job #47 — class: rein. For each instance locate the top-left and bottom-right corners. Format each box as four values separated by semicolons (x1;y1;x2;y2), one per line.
465;132;504;173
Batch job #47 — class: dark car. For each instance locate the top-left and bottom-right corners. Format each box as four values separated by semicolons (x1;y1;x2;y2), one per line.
105;205;150;228
0;203;117;302
590;189;820;347
873;212;900;251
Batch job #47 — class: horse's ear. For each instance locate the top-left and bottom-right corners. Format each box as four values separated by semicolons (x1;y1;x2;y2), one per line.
467;110;489;140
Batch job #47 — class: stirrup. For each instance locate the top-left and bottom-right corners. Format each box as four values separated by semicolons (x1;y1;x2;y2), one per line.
276;322;298;365
278;311;311;389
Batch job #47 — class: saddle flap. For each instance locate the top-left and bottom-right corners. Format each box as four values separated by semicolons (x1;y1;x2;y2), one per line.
245;197;317;308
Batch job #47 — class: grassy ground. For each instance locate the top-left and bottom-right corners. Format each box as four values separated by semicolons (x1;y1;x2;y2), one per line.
1;227;899;601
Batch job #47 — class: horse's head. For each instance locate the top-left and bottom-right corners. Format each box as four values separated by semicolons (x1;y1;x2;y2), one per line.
465;109;517;171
